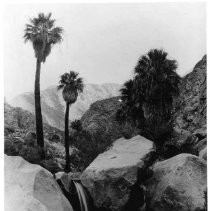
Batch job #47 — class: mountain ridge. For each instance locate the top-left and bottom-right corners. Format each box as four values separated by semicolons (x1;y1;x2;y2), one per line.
9;83;121;130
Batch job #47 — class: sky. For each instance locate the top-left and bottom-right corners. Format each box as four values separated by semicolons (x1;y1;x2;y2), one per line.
4;2;206;100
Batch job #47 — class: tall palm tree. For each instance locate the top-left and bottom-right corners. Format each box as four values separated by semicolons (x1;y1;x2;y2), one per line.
58;71;84;171
134;49;180;122
134;49;180;142
119;49;180;143
24;13;63;158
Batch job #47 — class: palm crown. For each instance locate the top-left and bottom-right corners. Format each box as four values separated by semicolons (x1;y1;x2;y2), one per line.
58;71;84;104
118;49;180;125
134;49;180;104
24;12;63;62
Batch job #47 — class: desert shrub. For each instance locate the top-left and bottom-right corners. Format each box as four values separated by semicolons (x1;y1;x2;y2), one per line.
19;145;41;163
4;138;22;156
49;134;61;142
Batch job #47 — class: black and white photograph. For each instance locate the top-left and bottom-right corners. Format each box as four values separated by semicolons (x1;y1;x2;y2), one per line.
2;1;207;211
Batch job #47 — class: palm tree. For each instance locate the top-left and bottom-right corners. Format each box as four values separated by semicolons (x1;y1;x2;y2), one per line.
119;49;180;143
135;49;180;142
24;13;63;158
134;49;180;122
117;79;145;127
58;71;84;171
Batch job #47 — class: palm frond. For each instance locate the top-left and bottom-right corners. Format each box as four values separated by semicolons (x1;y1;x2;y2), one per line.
57;84;64;91
58;71;84;93
24;12;63;61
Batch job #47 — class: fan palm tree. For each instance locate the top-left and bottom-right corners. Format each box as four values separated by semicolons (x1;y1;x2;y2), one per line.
134;49;180;121
58;71;84;171
24;13;63;158
119;49;180;143
134;49;180;142
117;79;145;127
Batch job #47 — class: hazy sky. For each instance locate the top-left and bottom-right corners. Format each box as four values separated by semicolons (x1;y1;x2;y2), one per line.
4;3;206;100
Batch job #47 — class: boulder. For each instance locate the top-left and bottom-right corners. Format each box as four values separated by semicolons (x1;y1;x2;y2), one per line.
80;135;154;211
199;147;207;161
194;138;207;154
55;171;87;211
145;153;207;211
193;126;207;139
55;171;81;193
5;155;73;211
80;96;140;142
55;172;71;192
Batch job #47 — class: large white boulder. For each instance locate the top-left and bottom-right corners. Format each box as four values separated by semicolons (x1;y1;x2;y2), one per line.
146;153;207;211
80;135;154;211
5;155;73;211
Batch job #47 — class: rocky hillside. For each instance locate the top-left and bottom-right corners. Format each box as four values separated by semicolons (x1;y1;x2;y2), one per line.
9;83;120;130
4;103;75;173
4;102;64;141
80;96;139;142
80;56;207;142
173;55;206;132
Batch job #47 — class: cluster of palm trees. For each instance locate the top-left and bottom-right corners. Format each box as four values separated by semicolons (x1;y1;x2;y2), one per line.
24;12;83;172
118;49;181;144
24;12;181;171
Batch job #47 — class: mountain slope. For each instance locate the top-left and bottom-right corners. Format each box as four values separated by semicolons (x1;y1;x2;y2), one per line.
9;83;120;130
173;55;206;132
80;55;207;146
80;96;140;141
4;102;64;141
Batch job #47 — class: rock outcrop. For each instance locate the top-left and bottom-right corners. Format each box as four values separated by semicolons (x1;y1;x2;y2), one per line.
9;83;120;129
4;102;64;142
173;55;206;132
145;153;207;211
5;155;73;211
81;97;139;142
172;55;207;155
80;135;154;211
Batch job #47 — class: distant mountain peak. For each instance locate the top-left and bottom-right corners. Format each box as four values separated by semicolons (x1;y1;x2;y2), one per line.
9;83;121;130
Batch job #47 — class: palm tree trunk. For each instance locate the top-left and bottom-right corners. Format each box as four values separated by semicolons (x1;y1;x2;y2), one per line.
65;102;71;172
34;58;45;159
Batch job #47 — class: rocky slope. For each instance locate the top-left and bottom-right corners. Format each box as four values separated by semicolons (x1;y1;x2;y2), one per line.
4;102;64;142
80;96;139;141
80;55;207;155
9;83;120;130
173;55;206;132
4;103;79;173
